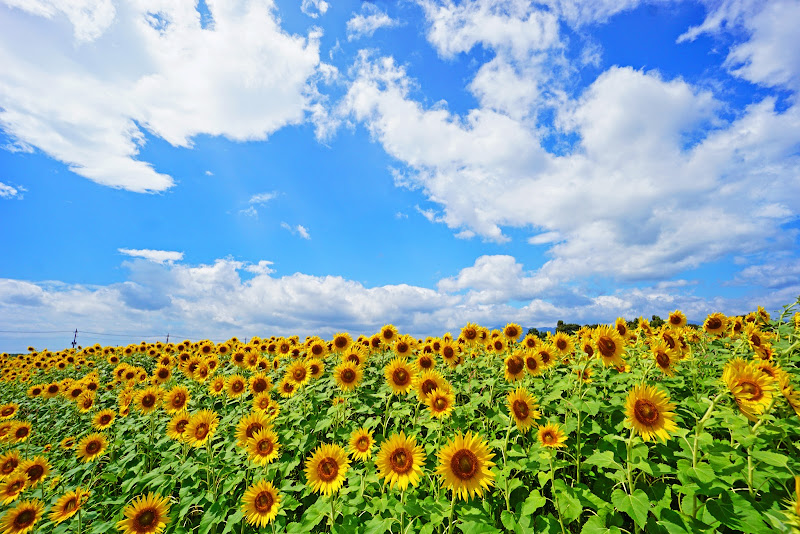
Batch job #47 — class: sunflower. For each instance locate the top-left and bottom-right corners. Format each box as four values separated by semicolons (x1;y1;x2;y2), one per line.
652;342;679;377
779;374;800;417
286;360;310;387
17;457;49;488
236;411;271;447
91;409;116;431
242;480;280;528
166;412;191;442
305;443;349;496
383;358;415;395
50;487;90;524
494;349;524;382
0;499;44;534
0;403;18;419
208;376;226;396
134;386;161;415
506;387;540;432
116;492;171;534
375;432;426;491
415;369;446;403
703;312;728;336
439;341;460;367
60;436;76;451
226;375;248;398
593;326;626;367
0;473;27;504
624;384;677;442
348;427;375;461
502;323;523;342
0;422;13;443
723;359;775;421
536;343;556;369
551;332;574;356
163;386;190;414
152;366;171;385
76;433;108;463
306;337;328;359
574;365;593;384
10;422;31;444
380;324;399;344
435;432;495;501
420;380;453;415
614;318;629;339
488;335;508;354
666;310;687;329
521;350;542;377
331;333;352;354
43;382;61;399
185;410;219;448
537;423;568;448
245;427;281;466
277;376;297;398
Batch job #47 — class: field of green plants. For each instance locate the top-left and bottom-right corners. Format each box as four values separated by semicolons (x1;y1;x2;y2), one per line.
0;304;798;534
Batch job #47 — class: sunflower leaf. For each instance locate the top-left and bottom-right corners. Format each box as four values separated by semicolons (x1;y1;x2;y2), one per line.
611;488;649;529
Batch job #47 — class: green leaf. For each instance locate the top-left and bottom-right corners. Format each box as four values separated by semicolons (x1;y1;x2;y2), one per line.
611;488;649;529
583;450;621;470
458;521;502;534
553;479;583;524
362;516;393;534
501;510;518;531
751;450;789;467
580;515;623;534
520;490;546;515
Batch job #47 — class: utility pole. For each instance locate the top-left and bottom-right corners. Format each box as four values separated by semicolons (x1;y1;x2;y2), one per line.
71;329;78;349
166;333;170;344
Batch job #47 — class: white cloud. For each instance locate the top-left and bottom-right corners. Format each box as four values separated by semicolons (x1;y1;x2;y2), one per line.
1;254;793;351
0;0;322;192
118;248;184;264
346;3;399;41
301;0;328;19
238;206;258;217
281;222;311;239
205;170;213;176
0;181;21;199
249;192;278;205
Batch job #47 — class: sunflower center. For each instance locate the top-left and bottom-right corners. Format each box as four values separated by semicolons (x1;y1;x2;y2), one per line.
176;420;188;433
158;369;169;379
655;351;670;368
172;393;186;408
257;439;274;454
750;334;761;347
556;339;567;350
506;327;518;338
525;357;538;371
421;379;437;395
392;368;410;386
707;318;722;330
542;431;556;444
670;316;681;325
420;356;433;369
86;440;100;454
493;341;503;351
317;458;339;482
539;352;551;365
27;465;44;481
739;381;763;401
341;369;356;383
293;368;307;381
1;408;13;417
506;357;523;375
597;336;616;358
195;423;209;439
464;328;477;340
443;347;454;359
14;509;35;528
1;460;17;475
64;498;78;512
142;394;156;408
397;342;409;354
47;385;58;394
9;480;23;492
512;400;529;420
389;449;412;473
347;355;360;365
232;381;244;393
136;509;156;528
246;423;263;439
335;337;348;349
356;437;369;452
433;397;447;411
255;491;274;512
451;449;478;480
634;399;659;425
383;330;394;340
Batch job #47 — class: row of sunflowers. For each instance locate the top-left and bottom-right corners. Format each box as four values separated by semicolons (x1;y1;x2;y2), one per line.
0;306;798;533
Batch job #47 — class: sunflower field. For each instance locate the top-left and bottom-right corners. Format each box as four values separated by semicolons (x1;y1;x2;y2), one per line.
0;305;799;534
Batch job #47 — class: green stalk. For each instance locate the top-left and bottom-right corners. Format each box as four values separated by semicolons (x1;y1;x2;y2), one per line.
548;452;567;534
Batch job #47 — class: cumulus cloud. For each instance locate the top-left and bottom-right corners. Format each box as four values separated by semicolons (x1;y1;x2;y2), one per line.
1;254;793;352
0;0;322;192
301;0;328;19
118;248;184;264
0;181;23;199
281;222;311;240
346;3;399;41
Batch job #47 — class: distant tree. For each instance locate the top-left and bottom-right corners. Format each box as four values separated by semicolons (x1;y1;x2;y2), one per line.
527;327;546;339
651;315;665;329
556;320;581;335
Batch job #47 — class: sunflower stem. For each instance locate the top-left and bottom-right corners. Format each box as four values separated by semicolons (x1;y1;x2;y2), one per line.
447;491;456;534
329;492;337;528
400;489;406;534
501;418;514;512
77;506;82;534
691;393;722;519
548;452;567;534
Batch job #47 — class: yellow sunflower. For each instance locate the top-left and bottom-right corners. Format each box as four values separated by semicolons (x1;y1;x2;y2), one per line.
116;492;171;534
380;324;399;344
134;386;161;415
92;409;116;431
226;375;248;398
331;332;353;354
415;369;447;403
307;359;325;380
0;499;44;534
241;480;280;528
723;359;775;422
277;376;297;398
551;332;574;356
76;433;108;463
10;422;31;444
166;412;191;442
415;353;436;371
667;310;687;329
703;312;728;336
0;473;27;504
427;387;455;419
16;456;49;489
286;360;310;387
523;350;543;376
503;352;526;382
185;410;219;448
439;340;460;368
593;326;626;367
502;323;523;342
0;452;20;480
435;432;495;501
624;384;678;442
375;432;426;491
537;423;568;448
348;427;375;461
652;341;679;377
394;335;417;359
305;443;349;496
536;343;556;369
383;358;415;395
0;403;18;419
163;385;190;414
208;376;226;396
247;428;281;466
50;487;90;524
506;387;540;433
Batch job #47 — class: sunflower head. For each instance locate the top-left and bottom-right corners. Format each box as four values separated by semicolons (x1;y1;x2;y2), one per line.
667;310;687;329
723;359;775;422
703;312;728;336
593;325;626;367
286;360;310;386
331;333;353;354
50;488;90;524
427;387;455;419
375;432;426;491
537;423;568;448
76;433;108;463
348;427;375;461
380;324;398;343
0;499;44;534
551;332;574;356
502;323;523;342
305;443;349;496
116;492;171;534
384;358;416;395
435;432;496;501
163;385;190;414
166;411;191;442
185;409;219;448
236;411;271;447
624;384;677;442
507;387;540;432
503;352;526;382
17;457;50;489
242;480;281;529
247;428;281;466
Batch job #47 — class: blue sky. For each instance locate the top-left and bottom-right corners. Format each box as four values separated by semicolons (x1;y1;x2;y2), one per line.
1;0;799;351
